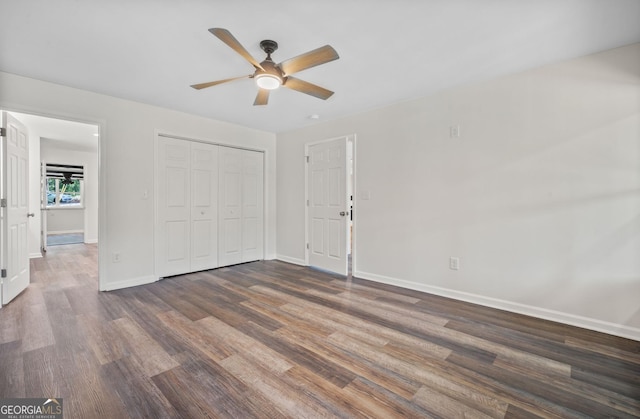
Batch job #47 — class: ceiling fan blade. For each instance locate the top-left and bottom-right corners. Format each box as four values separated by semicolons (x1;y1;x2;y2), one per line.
283;77;334;100
254;89;270;106
190;75;251;90
209;28;264;71
278;45;339;76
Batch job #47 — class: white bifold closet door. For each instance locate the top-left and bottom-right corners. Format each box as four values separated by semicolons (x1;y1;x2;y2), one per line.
157;138;219;277
218;146;264;267
157;137;264;278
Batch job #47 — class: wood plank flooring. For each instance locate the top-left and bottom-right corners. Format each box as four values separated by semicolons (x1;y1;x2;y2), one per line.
1;244;639;418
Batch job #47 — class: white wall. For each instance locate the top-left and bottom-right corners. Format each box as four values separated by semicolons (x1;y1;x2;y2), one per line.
276;43;640;340
46;208;84;233
40;141;98;241
0;71;276;291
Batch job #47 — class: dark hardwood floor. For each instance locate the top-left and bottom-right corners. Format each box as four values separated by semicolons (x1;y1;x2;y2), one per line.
1;244;639;418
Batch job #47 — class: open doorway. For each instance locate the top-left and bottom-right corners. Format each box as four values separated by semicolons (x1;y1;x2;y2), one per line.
43;161;89;248
3;110;99;283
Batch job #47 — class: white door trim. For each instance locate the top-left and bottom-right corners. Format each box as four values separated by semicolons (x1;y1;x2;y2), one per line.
40;160;47;254
156;131;266;153
304;134;357;274
0;107;106;292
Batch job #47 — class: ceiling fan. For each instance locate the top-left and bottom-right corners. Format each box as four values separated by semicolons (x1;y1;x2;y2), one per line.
191;28;339;106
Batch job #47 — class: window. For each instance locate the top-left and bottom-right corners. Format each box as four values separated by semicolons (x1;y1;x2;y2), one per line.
46;163;84;207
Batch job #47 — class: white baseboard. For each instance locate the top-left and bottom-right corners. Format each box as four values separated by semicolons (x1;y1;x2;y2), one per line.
84;238;98;244
29;252;43;259
48;229;83;235
276;254;306;266
100;275;158;291
354;269;640;342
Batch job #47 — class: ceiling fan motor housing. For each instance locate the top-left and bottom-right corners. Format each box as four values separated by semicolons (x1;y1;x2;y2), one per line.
257;60;283;77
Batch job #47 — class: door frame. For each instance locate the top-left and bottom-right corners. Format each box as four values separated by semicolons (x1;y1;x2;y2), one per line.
0;106;106;293
304;134;357;275
153;131;268;280
40;160;47;254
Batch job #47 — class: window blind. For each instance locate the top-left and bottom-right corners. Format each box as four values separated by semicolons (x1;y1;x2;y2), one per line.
45;163;84;180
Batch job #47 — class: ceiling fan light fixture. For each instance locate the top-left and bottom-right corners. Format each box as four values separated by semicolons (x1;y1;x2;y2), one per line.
255;73;282;90
192;29;339;105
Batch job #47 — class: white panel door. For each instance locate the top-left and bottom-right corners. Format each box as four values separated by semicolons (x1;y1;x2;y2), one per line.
241;150;263;263
190;142;219;271
2;112;30;304
157;137;190;277
308;137;349;275
218;147;243;266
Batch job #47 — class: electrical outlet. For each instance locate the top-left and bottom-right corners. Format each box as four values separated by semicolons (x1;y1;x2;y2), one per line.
112;252;121;263
449;256;460;270
449;125;461;138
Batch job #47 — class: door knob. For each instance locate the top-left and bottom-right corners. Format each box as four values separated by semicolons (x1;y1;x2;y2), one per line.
340;211;348;216
27;213;35;217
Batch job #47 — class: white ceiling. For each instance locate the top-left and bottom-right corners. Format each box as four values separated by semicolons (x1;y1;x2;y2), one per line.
9;112;98;152
2;0;639;133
